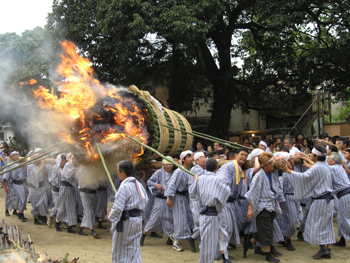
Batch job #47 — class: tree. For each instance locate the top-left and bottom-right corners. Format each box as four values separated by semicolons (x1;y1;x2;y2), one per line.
48;0;350;137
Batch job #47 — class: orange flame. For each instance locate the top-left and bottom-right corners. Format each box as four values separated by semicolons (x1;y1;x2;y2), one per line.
19;79;37;86
31;41;149;161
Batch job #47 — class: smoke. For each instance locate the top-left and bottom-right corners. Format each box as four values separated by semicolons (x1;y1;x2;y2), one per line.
0;30;67;147
0;33;151;187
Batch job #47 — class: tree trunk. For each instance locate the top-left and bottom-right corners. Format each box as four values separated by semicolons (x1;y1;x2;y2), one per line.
206;83;233;139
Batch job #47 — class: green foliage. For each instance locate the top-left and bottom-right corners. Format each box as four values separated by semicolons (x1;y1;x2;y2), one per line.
44;0;350;137
8;133;28;150
333;100;350;122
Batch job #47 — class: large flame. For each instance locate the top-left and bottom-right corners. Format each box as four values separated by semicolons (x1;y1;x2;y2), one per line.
31;41;149;162
32;41;100;120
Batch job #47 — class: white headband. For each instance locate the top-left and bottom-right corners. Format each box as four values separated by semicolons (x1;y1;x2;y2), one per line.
194;152;205;161
10;151;19;157
180;150;193;160
312;148;326;156
259;141;267;148
262;157;273;166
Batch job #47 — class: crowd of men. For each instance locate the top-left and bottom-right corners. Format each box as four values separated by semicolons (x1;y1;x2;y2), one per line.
1;134;350;263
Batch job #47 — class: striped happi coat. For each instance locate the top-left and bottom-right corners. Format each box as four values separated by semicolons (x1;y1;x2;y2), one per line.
75;187;84;216
95;181;109;218
2;164;16;212
144;168;174;236
277;172;299;237
217;161;245;248
134;170;153;228
164;167;194;240
27;163;49;217
291;161;336;245
190;165;206;240
329;164;350;239
48;163;62;217
80;189;97;228
245;169;285;244
109;177;148;263
7;164;27;212
245;169;284;218
55;162;79;226
189;171;230;263
45;164;54;209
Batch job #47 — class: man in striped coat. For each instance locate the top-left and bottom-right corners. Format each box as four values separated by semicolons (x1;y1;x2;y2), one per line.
189;158;231;263
275;152;298;251
108;160;148;263
165;150;196;252
2;151;27;222
95;181;109;229
47;154;66;230
190;152;207;241
217;148;248;259
55;155;80;233
280;145;335;259
77;166;99;238
141;157;176;249
327;152;350;248
244;152;285;263
27;149;50;225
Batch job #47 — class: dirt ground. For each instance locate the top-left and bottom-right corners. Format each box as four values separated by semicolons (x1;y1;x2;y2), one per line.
0;188;348;263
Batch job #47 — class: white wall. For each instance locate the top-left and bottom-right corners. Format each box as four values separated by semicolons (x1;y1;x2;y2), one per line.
186;103;266;132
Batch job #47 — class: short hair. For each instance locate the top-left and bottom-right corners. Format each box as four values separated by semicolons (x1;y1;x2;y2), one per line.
329;152;342;164
118;160;134;176
205;158;217;172
314;145;326;162
237;147;249;155
267;138;276;147
216;149;225;156
340;138;350;147
60;154;66;161
208;151;219;158
331;137;337;145
328;145;338;153
281;147;290;153
346;149;350;155
284;137;292;144
258;152;274;166
227;150;237;160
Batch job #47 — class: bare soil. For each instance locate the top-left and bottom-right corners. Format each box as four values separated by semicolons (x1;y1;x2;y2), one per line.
0;189;346;263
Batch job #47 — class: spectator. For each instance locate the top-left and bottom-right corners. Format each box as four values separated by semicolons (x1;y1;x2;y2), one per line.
194;141;207;155
213;142;221;151
207;145;214;154
275;144;282;152
243;137;249;147
303;138;313;155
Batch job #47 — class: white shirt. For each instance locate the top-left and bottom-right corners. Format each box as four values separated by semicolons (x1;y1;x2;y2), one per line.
289;146;301;155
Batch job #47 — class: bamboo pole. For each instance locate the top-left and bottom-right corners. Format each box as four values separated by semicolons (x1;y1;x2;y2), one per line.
162;124;247;150
0;142;67;172
0;149;67;176
123;134;197;177
61;253;69;263
95;142;117;194
191;129;253;150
